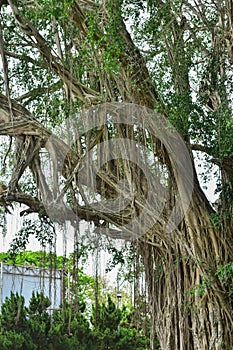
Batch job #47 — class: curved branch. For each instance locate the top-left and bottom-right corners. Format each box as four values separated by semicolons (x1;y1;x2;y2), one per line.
8;0;100;105
2;190;128;227
0;92;50;136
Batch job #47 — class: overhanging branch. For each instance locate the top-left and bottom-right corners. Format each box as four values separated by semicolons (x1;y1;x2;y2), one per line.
8;0;100;105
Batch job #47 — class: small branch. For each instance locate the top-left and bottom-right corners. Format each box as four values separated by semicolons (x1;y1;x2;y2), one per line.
15;80;62;102
5;50;44;67
191;143;212;155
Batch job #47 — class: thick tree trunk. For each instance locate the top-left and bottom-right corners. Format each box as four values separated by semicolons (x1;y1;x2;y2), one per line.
142;182;233;349
148;257;232;349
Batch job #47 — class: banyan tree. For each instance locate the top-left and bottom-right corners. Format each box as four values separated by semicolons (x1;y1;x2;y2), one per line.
0;0;233;348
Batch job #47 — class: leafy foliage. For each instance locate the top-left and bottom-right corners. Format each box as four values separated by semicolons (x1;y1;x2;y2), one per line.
0;250;64;268
0;292;153;350
9;219;55;253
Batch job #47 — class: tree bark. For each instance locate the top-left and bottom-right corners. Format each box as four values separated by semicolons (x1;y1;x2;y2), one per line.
142;190;233;349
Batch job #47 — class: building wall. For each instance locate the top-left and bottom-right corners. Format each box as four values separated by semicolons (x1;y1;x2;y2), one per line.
0;263;62;309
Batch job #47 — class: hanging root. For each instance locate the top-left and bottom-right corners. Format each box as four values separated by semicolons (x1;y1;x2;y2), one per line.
0;184;13;213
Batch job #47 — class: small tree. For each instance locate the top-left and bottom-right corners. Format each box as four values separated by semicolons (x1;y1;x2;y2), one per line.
0;292;27;333
0;292;36;350
27;292;51;349
91;295;151;350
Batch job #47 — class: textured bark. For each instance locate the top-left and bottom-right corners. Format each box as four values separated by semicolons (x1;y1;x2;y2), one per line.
142;189;233;349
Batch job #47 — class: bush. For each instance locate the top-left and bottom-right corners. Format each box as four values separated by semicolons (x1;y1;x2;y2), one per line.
0;292;152;350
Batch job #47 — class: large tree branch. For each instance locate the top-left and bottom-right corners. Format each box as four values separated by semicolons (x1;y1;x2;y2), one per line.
70;1;167;110
191;143;233;179
7;0;100;105
0;190;136;234
0;92;50;136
